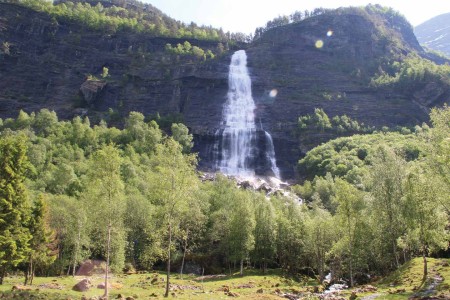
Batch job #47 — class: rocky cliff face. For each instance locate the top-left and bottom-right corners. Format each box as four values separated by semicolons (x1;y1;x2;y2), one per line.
245;8;449;178
1;3;449;180
415;12;450;57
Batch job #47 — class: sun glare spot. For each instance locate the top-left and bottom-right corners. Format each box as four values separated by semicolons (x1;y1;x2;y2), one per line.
315;40;324;48
269;89;278;97
327;30;333;37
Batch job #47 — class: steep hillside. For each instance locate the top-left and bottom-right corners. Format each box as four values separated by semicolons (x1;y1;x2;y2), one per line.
415;12;450;57
1;2;449;179
0;2;232;131
246;6;450;177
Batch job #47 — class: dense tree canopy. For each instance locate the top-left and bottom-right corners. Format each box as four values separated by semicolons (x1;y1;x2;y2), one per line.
0;106;448;288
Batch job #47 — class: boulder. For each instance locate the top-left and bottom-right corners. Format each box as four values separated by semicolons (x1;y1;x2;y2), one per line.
76;260;106;276
80;79;107;105
72;278;92;292
239;180;252;189
256;183;271;193
97;282;111;289
11;285;33;291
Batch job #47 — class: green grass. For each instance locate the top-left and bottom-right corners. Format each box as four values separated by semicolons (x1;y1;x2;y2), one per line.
0;269;300;300
363;257;450;300
0;259;448;299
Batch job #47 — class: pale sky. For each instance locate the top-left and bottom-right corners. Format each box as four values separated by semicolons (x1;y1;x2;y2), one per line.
145;0;450;34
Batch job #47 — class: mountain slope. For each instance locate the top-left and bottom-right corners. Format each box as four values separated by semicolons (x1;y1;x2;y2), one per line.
1;2;449;179
415;12;450;57
246;6;450;176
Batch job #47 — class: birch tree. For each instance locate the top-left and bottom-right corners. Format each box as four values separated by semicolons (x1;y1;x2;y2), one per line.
148;138;198;297
87;144;125;299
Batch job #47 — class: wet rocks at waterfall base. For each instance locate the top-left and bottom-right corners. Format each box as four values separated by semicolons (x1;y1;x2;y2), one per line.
199;172;301;202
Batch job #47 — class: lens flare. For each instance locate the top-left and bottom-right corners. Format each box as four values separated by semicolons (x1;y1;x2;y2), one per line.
327;30;333;37
269;89;278;97
315;40;324;48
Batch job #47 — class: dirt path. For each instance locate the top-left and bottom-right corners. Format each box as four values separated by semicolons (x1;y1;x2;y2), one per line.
411;266;443;299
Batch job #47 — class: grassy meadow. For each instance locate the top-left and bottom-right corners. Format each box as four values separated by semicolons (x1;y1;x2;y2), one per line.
0;258;448;299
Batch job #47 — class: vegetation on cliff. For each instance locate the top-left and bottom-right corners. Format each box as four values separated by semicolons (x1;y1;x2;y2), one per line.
254;4;412;42
12;0;243;42
370;53;450;92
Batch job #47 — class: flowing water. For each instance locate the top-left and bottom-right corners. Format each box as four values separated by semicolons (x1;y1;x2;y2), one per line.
216;50;280;179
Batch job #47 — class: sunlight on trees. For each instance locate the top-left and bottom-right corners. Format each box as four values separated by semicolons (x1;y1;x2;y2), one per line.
0;106;447;288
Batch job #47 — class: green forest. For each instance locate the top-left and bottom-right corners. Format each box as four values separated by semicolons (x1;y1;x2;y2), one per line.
0;105;448;296
11;0;241;41
0;1;450;298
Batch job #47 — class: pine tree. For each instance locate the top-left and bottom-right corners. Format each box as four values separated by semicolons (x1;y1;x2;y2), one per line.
0;134;32;284
25;194;58;285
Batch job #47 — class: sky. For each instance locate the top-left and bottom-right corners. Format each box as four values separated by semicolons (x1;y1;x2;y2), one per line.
145;0;450;35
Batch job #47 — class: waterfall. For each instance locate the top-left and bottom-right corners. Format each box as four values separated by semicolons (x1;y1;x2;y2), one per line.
216;50;280;179
264;131;281;178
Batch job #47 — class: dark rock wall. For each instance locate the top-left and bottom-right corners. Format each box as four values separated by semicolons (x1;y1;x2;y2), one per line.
1;3;449;180
245;13;448;178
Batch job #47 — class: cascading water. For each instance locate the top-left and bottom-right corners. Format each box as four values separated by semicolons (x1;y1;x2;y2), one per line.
216;50;280;179
264;131;280;178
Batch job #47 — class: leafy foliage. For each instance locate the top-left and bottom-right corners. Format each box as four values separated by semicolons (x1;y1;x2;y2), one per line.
293;106;450;283
298;108;374;134
0;106;448;288
165;42;215;61
370;54;450;92
298;130;426;182
16;0;234;41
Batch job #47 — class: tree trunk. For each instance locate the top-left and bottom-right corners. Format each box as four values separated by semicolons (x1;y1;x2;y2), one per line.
240;259;244;276
30;257;34;285
393;239;399;268
347;220;354;288
319;258;324;283
165;220;172;298
73;224;81;277
349;239;354;288
103;222;112;299
180;230;189;279
263;258;267;275
422;251;428;284
59;244;64;276
0;268;5;285
24;270;28;285
72;257;76;277
349;255;354;288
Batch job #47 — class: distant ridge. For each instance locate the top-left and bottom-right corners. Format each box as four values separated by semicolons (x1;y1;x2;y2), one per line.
415;12;450;57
